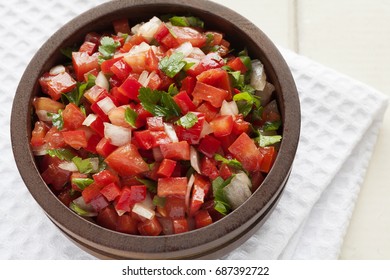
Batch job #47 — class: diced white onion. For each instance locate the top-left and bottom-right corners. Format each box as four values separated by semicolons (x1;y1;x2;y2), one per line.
71;196;97;217
175;42;194;57
152;147;164;162
89;157;100;173
82;114;98;126
138;70;151;87
131;23;142;35
200;121;213;138
190;146;201;174
224;172;252;210
97;97;116;115
35;110;52;122
32;144;49;156
188;47;206;59
128;41;151;55
163;123;178;143
95;71;109;91
58;161;78;172
182;57;200;70
220;100;239;116
104;122;132;146
250;59;267;91
49;65;66;76
132;203;155;220
137;16;162;42
185;174;195;212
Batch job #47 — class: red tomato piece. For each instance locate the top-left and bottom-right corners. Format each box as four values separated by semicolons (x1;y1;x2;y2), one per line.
44;126;66;149
205;31;223;46
228;132;263;172
145;48;159;72
160;32;180;49
93;169;120;187
200;156;219;180
194;210;213;229
113;18;131;34
195;102;218;123
133;130;154;150
123;51;147;74
210;115;234;137
175;112;205;145
84;32;101;44
101;57;122;74
96;137;117;158
138;217;162;236
31;121;49;147
146;116;164;131
79;41;97;55
217;133;238;155
70;172;89;191
84;85;109;104
250;171;265;192
110;59;132;81
105;143;150;176
157;159;177;178
33;97;64;113
146;71;162;90
62;103;86;130
259;146;277;173
39;72;77;101
160;141;190;161
219;163;233;180
110;86;129;106
120;34;147;53
172;219;189;234
41;163;71;192
82;182;103;203
173;91;196;114
72;52;99;81
88;115;105;138
171;26;207;48
157;177;188;197
198;135;221;158
96;206;118;231
189;174;211;216
118;75;142;101
116;213;139;234
196;68;233;99
164;196;186;219
192;81;229;108
61;130;88;150
232;114;250;135
84;133;101;154
180;76;196;95
154;23;170;43
227;57;248;74
187;52;225;77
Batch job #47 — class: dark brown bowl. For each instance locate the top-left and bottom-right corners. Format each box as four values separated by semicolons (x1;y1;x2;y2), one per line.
11;0;300;259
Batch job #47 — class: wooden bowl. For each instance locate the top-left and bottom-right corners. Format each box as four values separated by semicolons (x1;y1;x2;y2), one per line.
11;0;300;259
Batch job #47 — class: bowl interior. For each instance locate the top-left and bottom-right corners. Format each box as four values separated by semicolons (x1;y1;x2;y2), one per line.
11;0;300;259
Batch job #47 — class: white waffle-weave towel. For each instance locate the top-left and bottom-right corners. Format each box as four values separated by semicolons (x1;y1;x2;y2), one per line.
0;0;388;259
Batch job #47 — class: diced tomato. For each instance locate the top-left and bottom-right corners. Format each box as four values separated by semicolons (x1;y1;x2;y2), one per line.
44;126;66;149
262;100;281;123
107;106;132;129
39;72;77;101
96;206;118;231
232;114;250;135
72;52;99;81
146;71;162;90
113;18;131;34
116;213;139;234
227;57;248;74
31;121;49;147
172;219;189;234
115;185;147;214
210;115;233;137
62;103;86;130
131;103;153;128
145;48;159;72
85;32;101;44
134;130;154;150
189;174;211;216
180;76;196;96
33;97;64;114
171;26;207;48
217;133;238;155
84;133;101;154
61;130;88;150
146;116;164;131
187;52;225;77
41;163;71;192
160;141;190;161
84;85;109;104
259;146;277;173
93;169;119;187
90;100;110;123
57;188;77;207
175;112;205;144
154;23;170;43
110;86;129;106
198;135;221;158
96;137;117;158
205;31;223;46
194;210;213;229
118;75;142;101
250;171;265;192
157;159;177;178
192;81;229;108
200;156;219;180
157;177;187;197
160;32;180;49
173;91;196;114
110;59;132;82
228;132;263;172
87;115;105;137
105;143;150;176
195;102;218;122
89;194;110;212
123;51;148;74
196;68;233;99
70;172;89;191
79;41;97;55
138;217;162;236
82;182;103;203
164;196;186;219
101;57;122;74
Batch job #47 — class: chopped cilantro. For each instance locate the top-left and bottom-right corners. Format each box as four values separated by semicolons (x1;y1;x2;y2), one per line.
158;52;187;78
136;178;157;194
47;109;64;130
152;195;166;207
233;92;261;117
212;176;234;215
169;16;204;28
258;134;282;147
47;148;74;161
167;83;179;96
263;120;282;131
98;36;120;62
175;112;198;129
60;46;78;60
124;107;138;128
138;87;181;119
72;157;94;174
62;74;96;106
71;178;94;190
214;154;243;170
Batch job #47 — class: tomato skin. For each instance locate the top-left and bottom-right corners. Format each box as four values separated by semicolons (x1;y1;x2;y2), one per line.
232;114;250;135
84;85;109;104
227;57;248;74
31;121;49;147
79;41;97;55
133;130;155;150
154;23;170;43
96;137;117;158
195;102;218;123
228;132;263;172
175;112;205;145
192;81;229;108
146;116;164;131
62;103;86;131
97;206;118;231
41;163;71;192
157;159;177;178
157;177;188;197
44;126;66;149
93;169;120;187
200;156;219;180
62;130;88;150
82;182;103;203
72;52;99;81
105;143;150;176
115;185;147;214
160;141;190;161
171;26;207;48
118;75;142;101
259;146;277;173
210;115;234;137
138;217;162;236
33;97;64;114
189;174;211;216
110;59;132;81
198;135;221;158
116;213;139;234
101;57;122;74
145;48;159;72
187;52;225;77
164;196;186;219
194;210;213;229
39;72;77;101
219;163;233;180
173;91;196;114
196;68;233;98
172;219;189;234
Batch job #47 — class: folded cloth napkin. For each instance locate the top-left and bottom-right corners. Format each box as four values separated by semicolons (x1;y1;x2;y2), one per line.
0;0;387;259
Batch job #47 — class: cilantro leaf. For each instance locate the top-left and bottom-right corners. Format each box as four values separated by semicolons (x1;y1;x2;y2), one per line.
263;120;282;131
60;46;78;60
124;107;138;128
159;52;186;78
62;74;96;106
258;134;282;147
47;109;64;130
47;148;74;161
214;154;243;170
98;36;120;61
136;178;157;194
169;16;204;28
167;83;179;96
233;91;261;117
72;157;94;174
212;176;233;215
175;112;198;129
71;178;94;190
138;87;180;119
152;195;166;207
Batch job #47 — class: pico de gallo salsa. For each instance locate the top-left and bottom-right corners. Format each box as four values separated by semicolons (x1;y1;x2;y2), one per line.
30;15;282;236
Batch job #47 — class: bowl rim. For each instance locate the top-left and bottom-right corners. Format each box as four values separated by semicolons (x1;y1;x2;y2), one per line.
11;0;300;259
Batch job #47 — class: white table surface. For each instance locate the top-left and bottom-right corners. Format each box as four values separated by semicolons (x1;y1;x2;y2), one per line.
212;0;390;259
